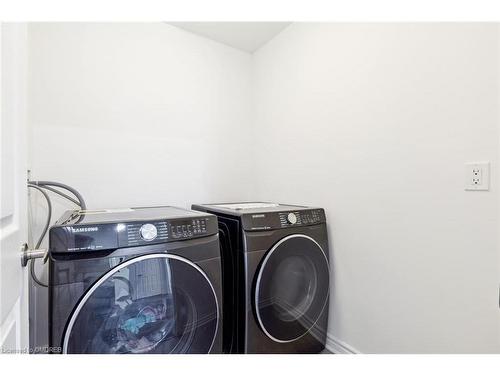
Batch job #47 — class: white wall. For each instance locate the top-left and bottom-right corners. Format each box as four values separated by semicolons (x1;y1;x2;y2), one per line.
28;23;254;211
27;22;500;353
252;23;500;353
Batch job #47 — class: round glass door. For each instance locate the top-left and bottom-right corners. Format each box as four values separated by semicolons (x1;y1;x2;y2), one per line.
63;254;219;353
254;234;329;343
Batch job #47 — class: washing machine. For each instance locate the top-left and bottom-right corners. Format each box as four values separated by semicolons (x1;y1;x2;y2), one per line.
191;202;330;354
48;206;222;354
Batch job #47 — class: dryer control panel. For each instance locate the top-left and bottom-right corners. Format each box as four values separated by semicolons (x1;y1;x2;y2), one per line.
241;208;325;231
278;210;323;227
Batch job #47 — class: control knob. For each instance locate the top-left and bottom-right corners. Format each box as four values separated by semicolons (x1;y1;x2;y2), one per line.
287;213;297;225
140;223;158;241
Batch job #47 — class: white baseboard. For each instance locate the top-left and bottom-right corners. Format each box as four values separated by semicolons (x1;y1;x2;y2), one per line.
325;334;360;354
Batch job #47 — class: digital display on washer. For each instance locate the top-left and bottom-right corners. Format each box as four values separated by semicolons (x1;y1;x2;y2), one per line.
170;218;208;239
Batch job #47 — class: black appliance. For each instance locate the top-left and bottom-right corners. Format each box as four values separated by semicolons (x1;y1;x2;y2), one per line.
48;206;222;354
191;202;329;354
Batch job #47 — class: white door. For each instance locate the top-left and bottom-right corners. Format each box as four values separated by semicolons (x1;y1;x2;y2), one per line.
0;23;29;354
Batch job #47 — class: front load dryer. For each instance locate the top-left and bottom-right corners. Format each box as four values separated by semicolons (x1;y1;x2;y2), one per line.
191;202;330;354
48;206;222;354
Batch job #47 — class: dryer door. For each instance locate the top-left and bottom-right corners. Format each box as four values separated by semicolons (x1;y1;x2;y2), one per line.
63;254;219;353
254;234;329;343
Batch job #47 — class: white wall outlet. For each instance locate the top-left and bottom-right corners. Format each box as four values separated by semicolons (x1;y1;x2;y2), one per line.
465;162;490;191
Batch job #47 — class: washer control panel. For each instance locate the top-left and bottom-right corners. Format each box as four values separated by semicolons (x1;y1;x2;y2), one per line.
120;221;169;247
119;217;211;247
49;210;218;253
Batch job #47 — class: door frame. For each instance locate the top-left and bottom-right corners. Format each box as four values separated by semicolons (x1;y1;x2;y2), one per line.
0;22;29;354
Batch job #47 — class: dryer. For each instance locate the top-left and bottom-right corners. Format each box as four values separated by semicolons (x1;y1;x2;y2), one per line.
48;206;222;354
191;202;330;354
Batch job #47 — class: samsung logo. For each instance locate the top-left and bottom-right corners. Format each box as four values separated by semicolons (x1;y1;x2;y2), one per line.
71;227;99;233
252;214;265;218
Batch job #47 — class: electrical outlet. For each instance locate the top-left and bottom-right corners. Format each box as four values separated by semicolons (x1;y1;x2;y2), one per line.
465;162;490;191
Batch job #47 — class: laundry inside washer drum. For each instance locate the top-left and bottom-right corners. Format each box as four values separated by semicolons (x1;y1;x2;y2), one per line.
77;262;199;354
102;298;173;353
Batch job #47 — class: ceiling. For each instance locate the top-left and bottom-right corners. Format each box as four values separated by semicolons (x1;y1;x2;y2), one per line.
169;22;291;53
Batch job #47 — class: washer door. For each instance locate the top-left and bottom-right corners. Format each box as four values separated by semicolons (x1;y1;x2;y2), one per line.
63;254;219;353
254;234;329;343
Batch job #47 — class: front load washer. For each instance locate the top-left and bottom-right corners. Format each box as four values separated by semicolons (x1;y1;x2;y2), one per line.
191;202;330;354
48;206;222;354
